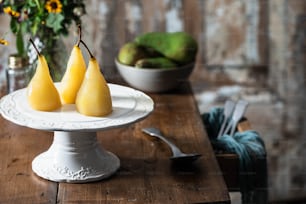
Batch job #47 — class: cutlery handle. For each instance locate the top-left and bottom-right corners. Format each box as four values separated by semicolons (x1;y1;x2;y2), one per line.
230;120;238;136
223;119;233;136
228;100;249;137
217;116;228;138
217;100;235;138
148;132;183;157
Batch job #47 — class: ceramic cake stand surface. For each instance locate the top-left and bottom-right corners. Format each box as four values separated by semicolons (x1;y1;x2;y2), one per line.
0;84;154;183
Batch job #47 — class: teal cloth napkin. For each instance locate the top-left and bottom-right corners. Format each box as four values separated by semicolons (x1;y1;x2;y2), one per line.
201;107;267;201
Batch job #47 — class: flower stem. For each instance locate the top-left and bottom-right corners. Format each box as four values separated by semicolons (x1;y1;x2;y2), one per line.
16;28;25;56
34;0;42;12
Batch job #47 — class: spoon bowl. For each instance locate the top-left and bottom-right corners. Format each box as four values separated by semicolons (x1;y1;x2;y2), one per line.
142;127;201;163
170;153;202;163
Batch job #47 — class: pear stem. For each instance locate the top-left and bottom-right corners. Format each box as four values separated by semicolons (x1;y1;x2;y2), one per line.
77;24;82;47
29;38;41;56
80;40;94;59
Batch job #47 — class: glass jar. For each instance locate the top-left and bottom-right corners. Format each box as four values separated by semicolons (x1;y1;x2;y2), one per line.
6;54;31;93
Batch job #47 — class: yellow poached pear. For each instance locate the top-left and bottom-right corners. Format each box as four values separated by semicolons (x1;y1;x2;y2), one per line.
60;26;86;104
27;54;62;111
60;45;86;104
76;57;112;117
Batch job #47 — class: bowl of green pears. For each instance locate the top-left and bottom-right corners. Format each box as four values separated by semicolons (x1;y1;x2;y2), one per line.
115;32;198;93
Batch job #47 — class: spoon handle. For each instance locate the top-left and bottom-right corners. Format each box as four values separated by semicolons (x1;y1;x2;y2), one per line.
229;100;249;136
222;100;249;136
217;100;235;138
142;128;182;157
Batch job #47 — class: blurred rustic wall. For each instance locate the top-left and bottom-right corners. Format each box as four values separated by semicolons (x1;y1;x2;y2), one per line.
0;0;305;202
79;0;269;84
269;0;306;201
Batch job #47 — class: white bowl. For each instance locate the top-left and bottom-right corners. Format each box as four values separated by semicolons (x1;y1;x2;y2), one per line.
115;59;194;93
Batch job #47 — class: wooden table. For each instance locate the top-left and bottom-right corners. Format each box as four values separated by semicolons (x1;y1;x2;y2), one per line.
0;82;230;204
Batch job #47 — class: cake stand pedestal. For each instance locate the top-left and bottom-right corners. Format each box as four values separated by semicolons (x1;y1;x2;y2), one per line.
32;131;120;183
0;84;154;183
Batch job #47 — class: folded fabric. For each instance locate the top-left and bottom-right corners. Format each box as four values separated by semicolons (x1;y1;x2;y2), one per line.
201;107;267;200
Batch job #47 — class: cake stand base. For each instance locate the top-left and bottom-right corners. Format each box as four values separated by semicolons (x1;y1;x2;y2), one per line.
32;131;120;183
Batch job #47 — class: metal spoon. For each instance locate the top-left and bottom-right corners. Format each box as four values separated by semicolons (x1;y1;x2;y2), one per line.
142;127;201;163
223;100;249;137
217;100;236;138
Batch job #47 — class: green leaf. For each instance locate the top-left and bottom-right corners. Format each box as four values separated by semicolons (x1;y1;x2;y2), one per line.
16;29;25;56
46;13;64;33
10;20;18;34
28;0;37;7
20;22;27;34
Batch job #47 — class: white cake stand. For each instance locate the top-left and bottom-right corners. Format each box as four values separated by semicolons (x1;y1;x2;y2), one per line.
0;84;154;183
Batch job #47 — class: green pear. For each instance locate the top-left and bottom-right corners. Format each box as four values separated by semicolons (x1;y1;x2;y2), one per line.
135;32;198;64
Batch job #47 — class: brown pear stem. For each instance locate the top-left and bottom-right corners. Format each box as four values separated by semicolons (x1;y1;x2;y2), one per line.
29;38;41;56
77;24;82;47
80;40;94;59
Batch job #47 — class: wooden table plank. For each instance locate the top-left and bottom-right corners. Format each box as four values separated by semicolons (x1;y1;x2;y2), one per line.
0;117;58;203
57;83;230;204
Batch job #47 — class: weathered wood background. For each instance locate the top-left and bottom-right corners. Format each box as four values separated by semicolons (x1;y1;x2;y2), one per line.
0;0;305;202
81;0;269;83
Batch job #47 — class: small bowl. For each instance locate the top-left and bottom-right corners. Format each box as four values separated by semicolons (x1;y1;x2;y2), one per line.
115;59;194;93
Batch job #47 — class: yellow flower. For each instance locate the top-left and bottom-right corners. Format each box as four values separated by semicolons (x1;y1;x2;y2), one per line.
11;10;20;18
3;6;20;18
45;0;63;13
0;39;9;46
3;6;12;14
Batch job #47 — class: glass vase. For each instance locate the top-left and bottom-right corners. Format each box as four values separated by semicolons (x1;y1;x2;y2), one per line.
28;37;68;82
